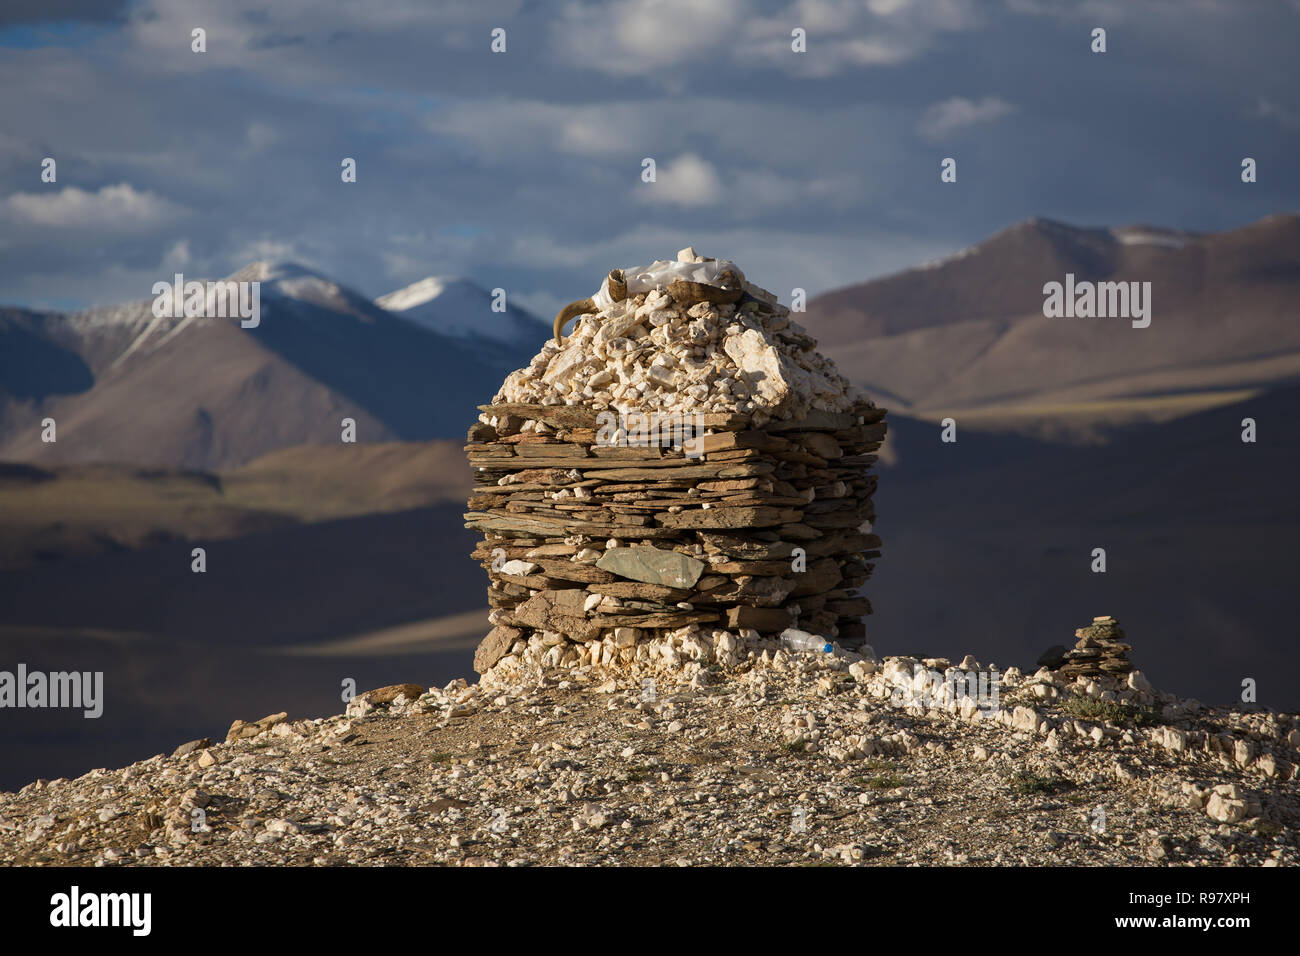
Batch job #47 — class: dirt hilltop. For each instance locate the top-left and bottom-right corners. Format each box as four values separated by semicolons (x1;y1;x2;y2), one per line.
1;617;1296;867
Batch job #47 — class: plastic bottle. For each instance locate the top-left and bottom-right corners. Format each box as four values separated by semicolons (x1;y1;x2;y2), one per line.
780;628;834;654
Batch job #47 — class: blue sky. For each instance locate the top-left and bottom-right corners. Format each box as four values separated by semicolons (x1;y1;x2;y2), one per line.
1;0;1297;316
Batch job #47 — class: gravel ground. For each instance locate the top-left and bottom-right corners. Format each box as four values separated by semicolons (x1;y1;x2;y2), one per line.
1;646;1296;867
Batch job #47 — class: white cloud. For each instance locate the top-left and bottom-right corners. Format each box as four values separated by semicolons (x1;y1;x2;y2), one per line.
427;96;904;217
427;100;636;158
426;96;908;174
1004;0;1233;21
503;223;959;300
1256;97;1300;130
743;0;982;77
225;236;306;269
729;169;864;215
551;0;745;77
122;0;522;75
917;95;1015;140
0;131;37;162
0;241;211;310
552;0;982;79
244;121;280;153
636;153;724;207
0;183;185;230
164;239;191;268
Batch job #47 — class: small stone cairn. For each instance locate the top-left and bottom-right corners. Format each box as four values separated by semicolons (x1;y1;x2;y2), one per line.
1055;615;1135;681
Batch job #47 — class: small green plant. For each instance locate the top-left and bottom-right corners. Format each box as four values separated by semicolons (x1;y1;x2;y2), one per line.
1252;819;1283;839
1009;770;1070;796
865;773;905;790
1062;695;1160;727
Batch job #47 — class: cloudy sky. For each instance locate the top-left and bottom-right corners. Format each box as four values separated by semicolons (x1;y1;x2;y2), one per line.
1;0;1297;315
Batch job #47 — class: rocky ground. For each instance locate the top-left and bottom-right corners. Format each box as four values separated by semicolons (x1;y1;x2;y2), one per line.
1;636;1296;867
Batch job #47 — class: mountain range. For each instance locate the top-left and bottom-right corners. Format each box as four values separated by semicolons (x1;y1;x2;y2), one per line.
0;263;547;470
5;214;1295;475
803;212;1300;440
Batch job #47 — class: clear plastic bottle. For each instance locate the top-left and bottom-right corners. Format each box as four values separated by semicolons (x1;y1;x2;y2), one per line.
780;628;834;654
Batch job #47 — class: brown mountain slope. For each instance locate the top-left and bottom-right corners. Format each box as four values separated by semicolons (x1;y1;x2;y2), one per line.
0;439;471;568
226;439;472;519
803;213;1300;424
0;315;395;469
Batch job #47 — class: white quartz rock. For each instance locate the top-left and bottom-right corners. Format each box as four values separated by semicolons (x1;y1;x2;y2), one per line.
722;329;790;407
542;344;589;384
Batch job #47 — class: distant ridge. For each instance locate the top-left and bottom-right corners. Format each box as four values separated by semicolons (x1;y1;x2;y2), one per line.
0;263;541;469
803;213;1300;430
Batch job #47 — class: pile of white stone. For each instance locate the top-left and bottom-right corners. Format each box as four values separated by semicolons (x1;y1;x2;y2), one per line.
479;623;764;692
492;248;859;428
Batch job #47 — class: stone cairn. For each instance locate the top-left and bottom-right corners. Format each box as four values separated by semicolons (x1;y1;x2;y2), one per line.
463;249;886;683
1055;615;1134;681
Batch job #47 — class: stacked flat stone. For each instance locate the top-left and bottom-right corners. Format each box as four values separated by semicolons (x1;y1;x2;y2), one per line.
462;249;887;680
464;403;885;675
1056;615;1134;680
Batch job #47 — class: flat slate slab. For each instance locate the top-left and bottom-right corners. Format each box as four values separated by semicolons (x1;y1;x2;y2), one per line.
596;546;706;589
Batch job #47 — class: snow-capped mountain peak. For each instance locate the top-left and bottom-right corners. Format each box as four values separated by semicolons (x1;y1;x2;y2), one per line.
374;276;459;312
374;276;546;345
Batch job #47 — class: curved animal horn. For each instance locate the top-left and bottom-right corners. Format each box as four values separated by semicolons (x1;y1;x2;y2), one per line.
553;297;595;345
607;269;627;303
